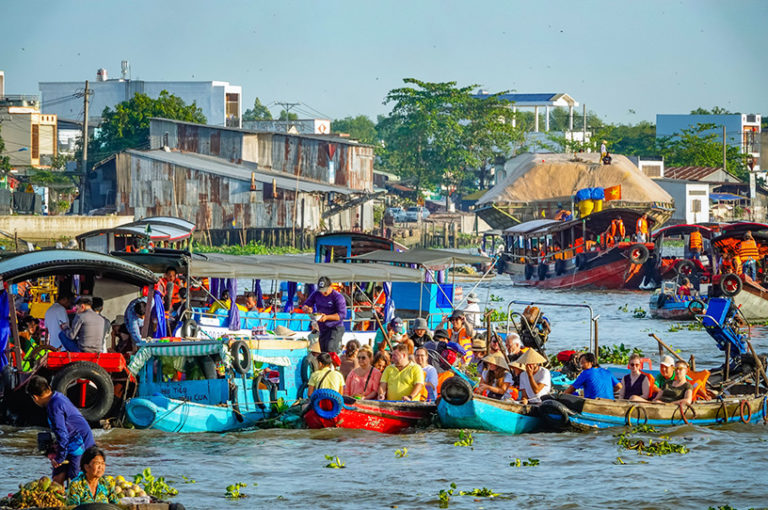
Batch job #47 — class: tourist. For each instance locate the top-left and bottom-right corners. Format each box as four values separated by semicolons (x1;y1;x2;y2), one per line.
475;352;512;400
301;277;347;353
378;344;425;401
44;292;73;349
506;333;526;362
414;347;438;401
463;292;483;329
345;346;381;400
620;353;652;401
689;228;703;261
739;231;760;281
65;446;120;506
27;376;95;485
654;355;677;392
471;338;487;364
516;349;551;404
564;352;622;399
635;212;649;243
59;297;108;353
652;360;693;405
407;318;432;349
243;291;259;312
373;317;404;352
440;310;472;360
424;328;450;352
372;350;390;372
339;339;360;378
307;353;345;396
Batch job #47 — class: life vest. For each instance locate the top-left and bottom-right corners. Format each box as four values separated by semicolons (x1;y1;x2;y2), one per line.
585;240;596;251
733;255;742;275
448;327;472;362
436;371;454;395
738;239;759;261
156;277;183;306
574;238;584;254
636;217;648;235
689;231;703;251
610;219;625;239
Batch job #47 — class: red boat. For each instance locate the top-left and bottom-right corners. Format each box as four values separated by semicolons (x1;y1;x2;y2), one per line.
303;390;436;434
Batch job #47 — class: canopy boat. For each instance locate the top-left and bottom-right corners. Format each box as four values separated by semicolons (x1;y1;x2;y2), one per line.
651;223;721;285
302;389;435;434
648;281;707;320
498;209;657;290
125;336;309;433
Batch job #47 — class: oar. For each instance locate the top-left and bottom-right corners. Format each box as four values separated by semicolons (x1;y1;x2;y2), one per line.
648;333;685;363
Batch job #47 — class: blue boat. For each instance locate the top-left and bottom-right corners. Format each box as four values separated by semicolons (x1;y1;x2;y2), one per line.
125;337;310;433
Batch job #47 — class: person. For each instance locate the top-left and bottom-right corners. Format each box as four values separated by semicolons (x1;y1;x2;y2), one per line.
373;317;404;353
407;318;432;349
516;349;551;404
610;218;626;243
439;310;472;361
208;289;246;314
689;228;703;261
301;277;347;353
91;297;112;353
677;277;694;297
27;376;95;485
110;317;135;355
635;213;649;243
59;297;108;353
345;346;381;400
307;352;345;396
65;446;120;506
463;293;483;329
372;350;390;372
652;360;693;405
156;266;183;313
378;344;425;401
654;355;677;392
18;316;39;354
125;298;146;345
506;333;527;363
564;352;622;400
339;339;360;378
243;291;259;312
414;347;438;401
620;353;652;401
554;203;572;221
470;338;487;364
739;231;760;281
424;328;450;352
44;292;73;349
600;140;608;159
475;352;513;400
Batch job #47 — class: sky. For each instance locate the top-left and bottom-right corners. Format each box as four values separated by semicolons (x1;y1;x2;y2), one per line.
1;0;766;125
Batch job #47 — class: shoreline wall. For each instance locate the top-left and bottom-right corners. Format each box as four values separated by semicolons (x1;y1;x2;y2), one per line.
0;215;134;241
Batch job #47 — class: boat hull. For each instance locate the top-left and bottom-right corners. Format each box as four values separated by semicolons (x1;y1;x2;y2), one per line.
554;393;767;430
732;282;768;320
508;258;645;290
648;294;700;320
304;398;435;434
437;395;541;434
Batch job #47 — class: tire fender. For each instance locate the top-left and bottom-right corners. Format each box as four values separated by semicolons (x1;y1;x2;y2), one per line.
230;340;252;375
52;361;115;423
628;244;650;265
439;376;472;406
720;274;743;297
310;388;343;419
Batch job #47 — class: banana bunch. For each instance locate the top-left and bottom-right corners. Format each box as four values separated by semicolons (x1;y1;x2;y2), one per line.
0;477;66;508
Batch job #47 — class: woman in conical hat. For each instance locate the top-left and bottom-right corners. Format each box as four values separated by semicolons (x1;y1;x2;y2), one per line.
476;352;514;400
516;349;551;404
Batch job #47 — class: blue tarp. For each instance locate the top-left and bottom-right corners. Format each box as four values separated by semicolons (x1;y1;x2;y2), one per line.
0;290;9;370
152;290;168;338
710;192;743;201
227;278;240;331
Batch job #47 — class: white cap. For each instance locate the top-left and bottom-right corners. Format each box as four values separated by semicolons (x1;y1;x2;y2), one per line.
660;355;675;367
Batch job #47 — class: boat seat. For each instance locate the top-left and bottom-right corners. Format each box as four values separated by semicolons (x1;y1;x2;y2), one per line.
688;369;711;401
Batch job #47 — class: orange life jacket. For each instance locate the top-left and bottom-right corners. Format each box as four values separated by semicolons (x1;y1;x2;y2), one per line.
436;371;454;395
448;327;472;362
611;219;625;239
738;239;759;261
636;217;648;235
689;231;703;251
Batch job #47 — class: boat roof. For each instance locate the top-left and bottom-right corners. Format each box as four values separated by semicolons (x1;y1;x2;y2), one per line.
652;224;717;239
0;250;157;285
76;216;196;243
348;247;490;267
187;253;424;283
503;219;559;235
719;222;768;235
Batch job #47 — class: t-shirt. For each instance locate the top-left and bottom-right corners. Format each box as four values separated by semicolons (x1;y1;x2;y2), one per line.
303;290;347;331
44;303;70;349
571;367;619;400
47;392;95;464
64;309;108;353
308;367;345;394
421;364;439;401
463;303;483;328
381;362;425;400
345;367;381;398
658;382;692;403
519;367;551;402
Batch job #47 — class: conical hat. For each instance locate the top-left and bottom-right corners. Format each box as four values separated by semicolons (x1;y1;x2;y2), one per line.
482;352;508;367
516;349;547;365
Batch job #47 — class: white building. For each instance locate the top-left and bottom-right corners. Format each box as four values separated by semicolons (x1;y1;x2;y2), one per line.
40;65;242;128
654;178;710;225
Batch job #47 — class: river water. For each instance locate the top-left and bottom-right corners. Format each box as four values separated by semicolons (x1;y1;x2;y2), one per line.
2;277;767;509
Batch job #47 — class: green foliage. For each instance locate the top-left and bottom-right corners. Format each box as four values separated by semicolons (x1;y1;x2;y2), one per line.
458;487;499;497
667;322;704;332
242;97;273;121
89;90;206;165
0;121;11;175
438;483;456;508
133;468;178;499
597;344;643;365
181;475;196;484
483;308;508;323
394;447;408;458
224;482;250;499
618;304;629;312
331;115;377;144
378;78;522;193
324;455;346;469
489;294;504;303
26;169;75;192
278;109;298;121
192;240;306;255
632;307;647;318
690;106;733;115
453;430;474;447
657;123;748;180
510;458;540;467
616;428;689;456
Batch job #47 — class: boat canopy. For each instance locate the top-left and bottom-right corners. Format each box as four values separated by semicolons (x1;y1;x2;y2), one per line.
76;216;196;244
652;224;717;240
503;219;559;235
0;249;157;286
348;248;490;268
187;253;424;283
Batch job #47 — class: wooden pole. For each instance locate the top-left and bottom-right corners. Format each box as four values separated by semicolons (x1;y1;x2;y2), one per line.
649;333;685;362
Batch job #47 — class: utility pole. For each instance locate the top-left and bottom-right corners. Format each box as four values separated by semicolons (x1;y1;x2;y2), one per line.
722;125;727;173
79;80;89;215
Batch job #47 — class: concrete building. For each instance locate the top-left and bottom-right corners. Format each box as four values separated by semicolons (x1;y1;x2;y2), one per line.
656;113;761;171
652;179;710;225
40;66;242;127
242;118;331;135
0;94;57;169
628;156;665;179
473;91;580;132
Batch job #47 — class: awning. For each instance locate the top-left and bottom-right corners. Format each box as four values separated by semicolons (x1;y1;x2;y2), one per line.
504;219;559;235
128;341;229;374
710;193;744;201
349;248;490;267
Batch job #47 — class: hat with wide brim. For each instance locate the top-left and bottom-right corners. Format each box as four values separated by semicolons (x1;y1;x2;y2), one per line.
471;338;487;351
466;293;479;303
275;325;296;337
482;352;508;367
510;361;525;370
413;318;428;330
309;342;321;354
516;349;547;365
448;310;465;320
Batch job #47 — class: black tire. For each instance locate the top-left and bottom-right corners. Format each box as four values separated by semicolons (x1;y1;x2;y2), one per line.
538;398;573;430
440;375;472;406
230;340;252;375
675;259;695;276
51;361;114;423
252;373;278;410
554;259;566;276
524;263;534;280
537;262;548;281
628;244;650;265
575;253;587;270
687;298;706;315
720;273;743;297
179;318;199;338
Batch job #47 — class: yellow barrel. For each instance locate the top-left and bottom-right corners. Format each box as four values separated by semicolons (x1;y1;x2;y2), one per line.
593;199;603;212
578;199;594;217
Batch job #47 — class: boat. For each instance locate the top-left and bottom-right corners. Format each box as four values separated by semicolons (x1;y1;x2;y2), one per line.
550;392;767;430
302;389;435;434
498;209;658;290
648;281;707;320
436;394;541;434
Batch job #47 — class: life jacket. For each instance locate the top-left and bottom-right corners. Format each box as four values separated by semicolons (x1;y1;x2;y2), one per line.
689;231;703;251
436;371;454;395
448;327;472;362
611;219;625;239
585;240;596;251
733;255;742;275
738;239;759;261
636;217;648;235
574;238;584;254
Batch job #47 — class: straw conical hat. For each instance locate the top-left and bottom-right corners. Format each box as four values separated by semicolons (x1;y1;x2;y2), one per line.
482;352;508;367
516;349;547;365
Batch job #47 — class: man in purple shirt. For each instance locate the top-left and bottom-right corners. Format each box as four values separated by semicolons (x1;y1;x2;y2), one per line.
302;277;347;353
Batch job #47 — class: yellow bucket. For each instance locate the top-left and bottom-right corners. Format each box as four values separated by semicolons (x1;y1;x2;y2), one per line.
578;199;594;217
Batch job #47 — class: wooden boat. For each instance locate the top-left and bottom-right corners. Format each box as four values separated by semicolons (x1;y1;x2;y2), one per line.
303;390;435;434
436;394;541;434
551;393;767;430
648;285;706;320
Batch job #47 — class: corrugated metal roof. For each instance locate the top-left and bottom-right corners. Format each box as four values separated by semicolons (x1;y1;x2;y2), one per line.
126;149;355;195
664;166;723;180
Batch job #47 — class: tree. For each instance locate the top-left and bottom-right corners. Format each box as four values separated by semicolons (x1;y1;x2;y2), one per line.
690;106;734;115
242;97;272;121
378;78;521;193
278;110;298;121
88;90;206;165
657;123;748;179
0;122;11;175
331;115;377;144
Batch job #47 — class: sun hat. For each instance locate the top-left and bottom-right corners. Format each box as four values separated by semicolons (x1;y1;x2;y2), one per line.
660;355;675;367
482;352;507;367
471;338;487;351
275;325;296;337
510;361;525;370
309;342;321;354
433;329;450;341
449;310;465;320
516;349;547;365
413;317;428;330
466;292;479;303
